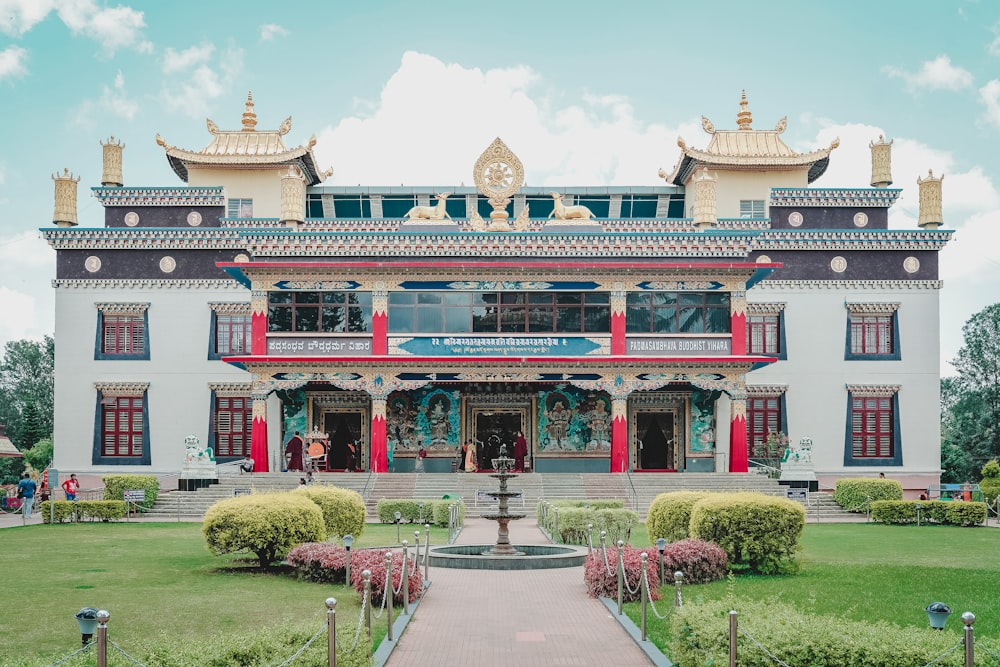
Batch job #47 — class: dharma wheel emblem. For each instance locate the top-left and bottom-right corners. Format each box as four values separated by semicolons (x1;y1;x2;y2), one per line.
473;137;524;220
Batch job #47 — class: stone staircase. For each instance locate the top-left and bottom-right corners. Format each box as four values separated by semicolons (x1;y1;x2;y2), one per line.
145;471;859;521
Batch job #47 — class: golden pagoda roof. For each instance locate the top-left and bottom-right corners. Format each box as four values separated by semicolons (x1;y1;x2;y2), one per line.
156;92;331;186
664;91;838;185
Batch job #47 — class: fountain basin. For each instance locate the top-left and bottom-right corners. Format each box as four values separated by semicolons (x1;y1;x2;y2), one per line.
428;544;588;570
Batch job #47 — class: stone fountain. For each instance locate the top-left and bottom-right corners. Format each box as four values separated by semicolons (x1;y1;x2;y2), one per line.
480;445;527;556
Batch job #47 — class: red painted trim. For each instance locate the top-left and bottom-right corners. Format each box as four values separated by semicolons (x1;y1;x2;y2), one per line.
731;311;747;356
250;416;269;473
611;416;628;473
729;414;748;473
218;261;781;271
224;355;778;365
372;312;387;355
371;415;387;473
251;312;267;356
611;311;626;356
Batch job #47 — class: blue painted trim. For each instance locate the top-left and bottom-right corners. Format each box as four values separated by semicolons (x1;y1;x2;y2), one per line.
207;311;220;361
780;393;789;436
844;312;901;361
94;310;150;361
777;310;788;361
842;391;902;467
745;267;776;290
91;390;151;466
221;266;252;289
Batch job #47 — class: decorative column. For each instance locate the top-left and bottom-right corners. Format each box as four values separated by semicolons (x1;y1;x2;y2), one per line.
692;167;717;230
371;282;388;356
869;135;893;188
280;166;306;229
611;396;629;473
730;289;747;356
250;388;270;472
917;170;944;230
370;394;388;472
728;389;748;473
101;136;124;187
610;283;627;356
251;289;268;356
52;168;80;228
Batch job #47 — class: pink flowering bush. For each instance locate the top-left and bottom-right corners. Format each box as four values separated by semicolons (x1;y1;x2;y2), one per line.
584;545;661;602
660;538;728;584
350;547;423;605
286;542;349;583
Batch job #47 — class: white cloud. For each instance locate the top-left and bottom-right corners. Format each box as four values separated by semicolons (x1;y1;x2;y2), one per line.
73;70;138;124
314;51;683;187
259;23;288;42
56;0;152;55
980;79;1000;127
0;231;55;342
0;45;28;80
163;42;215;74
882;55;974;92
161;46;244;118
0;0;56;36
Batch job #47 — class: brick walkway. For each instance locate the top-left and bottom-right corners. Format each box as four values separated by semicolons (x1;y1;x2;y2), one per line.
385;517;653;667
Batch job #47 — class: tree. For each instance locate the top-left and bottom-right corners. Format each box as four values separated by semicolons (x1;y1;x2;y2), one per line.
0;336;54;450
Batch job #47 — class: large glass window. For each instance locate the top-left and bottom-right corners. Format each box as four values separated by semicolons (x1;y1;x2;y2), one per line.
625;292;730;334
268;292;372;333
214;396;252;457
851;396;893;458
101;395;144;457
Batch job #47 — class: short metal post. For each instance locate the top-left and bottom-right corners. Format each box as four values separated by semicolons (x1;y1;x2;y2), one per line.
362;570;372;640
96;610;110;667
385;552;394;641
414;529;422;569
674;571;684;608
616;539;625;615
729;610;737;667
326;598;337;667
963;612;975;667
916;503;922;527
401;540;410;616
587;523;594;554
640;552;648;641
599;530;607;553
553;508;559;544
424;523;431;582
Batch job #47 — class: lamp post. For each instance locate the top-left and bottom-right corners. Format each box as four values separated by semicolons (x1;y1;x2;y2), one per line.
926;602;952;630
394;511;402;544
74;607;99;647
655;537;667;584
343;534;354;584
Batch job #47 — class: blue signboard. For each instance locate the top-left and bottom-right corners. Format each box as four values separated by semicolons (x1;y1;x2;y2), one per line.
392;336;607;356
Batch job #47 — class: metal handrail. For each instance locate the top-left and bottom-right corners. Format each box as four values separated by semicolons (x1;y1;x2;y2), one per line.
624;469;639;513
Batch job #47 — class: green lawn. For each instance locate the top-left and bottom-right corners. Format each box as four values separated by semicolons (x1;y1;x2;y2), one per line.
0;521;446;666
624;523;1000;648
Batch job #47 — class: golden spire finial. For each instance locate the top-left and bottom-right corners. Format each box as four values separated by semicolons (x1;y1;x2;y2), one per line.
241;91;257;132
736;89;753;130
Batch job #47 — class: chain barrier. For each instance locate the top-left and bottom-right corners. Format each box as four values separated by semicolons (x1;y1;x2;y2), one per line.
270;625;327;667
600;542;614;577
392;561;405;597
642;567;673;621
738;624;793;667
918;639;964;667
345;589;369;653
371;566;390;619
619;549;641;597
43;642;92;667
978;642;1000;664
109;639;148;667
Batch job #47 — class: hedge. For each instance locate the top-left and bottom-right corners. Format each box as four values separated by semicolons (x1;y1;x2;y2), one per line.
871;499;987;526
203;492;326;567
670;598;994;667
833;478;902;511
980;460;1000;504
349;547;423;605
646;491;710;543
584;545;662;602
38;500;127;522
293;486;366;539
102;474;159;511
431;499;466;527
689;492;805;574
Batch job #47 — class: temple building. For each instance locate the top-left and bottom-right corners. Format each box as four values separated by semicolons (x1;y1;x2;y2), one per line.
44;92;949;492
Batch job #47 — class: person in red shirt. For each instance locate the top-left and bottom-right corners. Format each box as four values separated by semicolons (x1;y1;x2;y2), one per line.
62;473;80;501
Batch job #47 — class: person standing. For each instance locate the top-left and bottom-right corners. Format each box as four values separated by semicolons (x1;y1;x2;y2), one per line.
62;473;80;501
17;473;37;517
513;431;528;472
284;431;305;472
465;439;478;472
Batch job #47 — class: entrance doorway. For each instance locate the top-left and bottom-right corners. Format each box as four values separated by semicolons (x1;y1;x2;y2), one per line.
636;411;678;471
322;412;363;471
472;409;525;471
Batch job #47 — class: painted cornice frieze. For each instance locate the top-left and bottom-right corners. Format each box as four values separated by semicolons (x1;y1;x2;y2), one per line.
53;279;243;290
42;228;244;250
753;230;951;251
754;280;943;290
770;188;902;208
91;186;225;207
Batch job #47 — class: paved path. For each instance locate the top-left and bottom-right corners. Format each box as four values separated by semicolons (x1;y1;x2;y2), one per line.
385;517;653;667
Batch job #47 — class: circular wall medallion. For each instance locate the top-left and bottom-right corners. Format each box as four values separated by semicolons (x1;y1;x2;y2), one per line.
187;211;203;226
234;253;250;263
124;211;139;227
787;211;803;227
756;255;772;264
159;256;177;273
903;256;920;274
853;212;869;228
85;256;102;273
830;256;848;273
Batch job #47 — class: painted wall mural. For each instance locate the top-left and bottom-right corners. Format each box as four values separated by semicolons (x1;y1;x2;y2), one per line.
690;388;721;456
537;387;611;456
278;388;308;439
387;386;461;455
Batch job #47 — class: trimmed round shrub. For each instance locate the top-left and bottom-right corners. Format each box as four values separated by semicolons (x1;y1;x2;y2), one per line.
661;538;728;584
432;499;466;527
102;474;159;511
646;491;709;543
980;460;1000;504
593;508;638;545
689;492;805;574
202;492;325;567
584;544;662;602
833;477;902;511
350;547;423;605
294;486;366;539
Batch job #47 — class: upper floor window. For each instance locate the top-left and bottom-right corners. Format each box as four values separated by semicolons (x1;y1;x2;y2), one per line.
747;304;785;357
625;292;730;334
739;200;765;218
268;291;372;333
96;303;150;360
209;304;252;358
846;303;900;360
228;198;253;219
843;385;901;465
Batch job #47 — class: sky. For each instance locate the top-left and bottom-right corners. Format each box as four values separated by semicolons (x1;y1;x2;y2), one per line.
1;0;999;377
